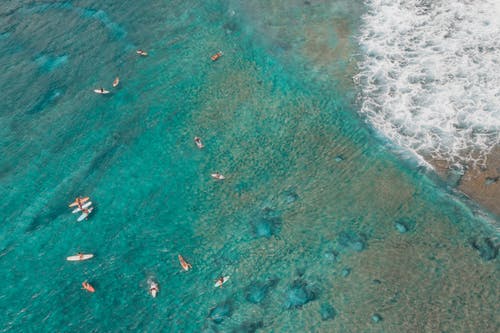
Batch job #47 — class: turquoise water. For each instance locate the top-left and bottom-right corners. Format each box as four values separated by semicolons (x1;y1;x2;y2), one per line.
0;1;498;332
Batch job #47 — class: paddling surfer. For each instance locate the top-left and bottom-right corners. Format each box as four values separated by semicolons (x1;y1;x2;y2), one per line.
75;197;83;210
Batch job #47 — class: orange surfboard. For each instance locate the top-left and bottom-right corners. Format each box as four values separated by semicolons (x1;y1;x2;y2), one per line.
178;254;192;271
82;282;95;293
211;51;223;61
69;197;89;207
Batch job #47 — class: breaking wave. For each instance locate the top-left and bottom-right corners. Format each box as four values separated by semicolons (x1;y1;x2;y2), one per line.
356;0;500;167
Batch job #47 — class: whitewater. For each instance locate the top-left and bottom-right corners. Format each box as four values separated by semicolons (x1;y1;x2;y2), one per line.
356;0;500;167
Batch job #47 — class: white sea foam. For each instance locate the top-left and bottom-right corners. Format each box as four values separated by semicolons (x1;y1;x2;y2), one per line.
356;0;500;167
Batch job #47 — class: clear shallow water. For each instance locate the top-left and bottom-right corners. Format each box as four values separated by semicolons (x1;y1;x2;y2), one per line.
0;1;498;332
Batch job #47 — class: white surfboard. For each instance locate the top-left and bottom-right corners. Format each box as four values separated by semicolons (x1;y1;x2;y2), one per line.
214;276;230;288
194;137;204;149
71;201;92;214
94;88;110;94
77;207;93;222
149;282;159;298
66;254;94;261
211;173;225;180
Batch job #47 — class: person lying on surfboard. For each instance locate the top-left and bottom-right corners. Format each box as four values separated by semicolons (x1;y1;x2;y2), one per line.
82;208;91;220
149;282;159;297
82;281;95;293
211;51;223;61
178;254;192;271
194;137;204;149
216;277;224;287
211;172;225;180
69;197;89;208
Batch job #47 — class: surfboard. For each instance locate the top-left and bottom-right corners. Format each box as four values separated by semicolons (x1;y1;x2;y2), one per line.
112;77;119;87
194;137;204;149
214;276;230;288
149;282;159;297
66;254;94;261
178;254;192;271
211;51;223;61
69;197;89;207
82;282;95;293
94;88;110;94
211;173;225;180
71;201;92;214
77;207;93;222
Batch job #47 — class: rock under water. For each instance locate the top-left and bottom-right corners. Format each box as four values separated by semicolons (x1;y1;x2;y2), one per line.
341;267;351;277
208;302;233;324
371;313;383;323
394;222;408;233
470;237;499;261
337;230;367;252
323;250;338;262
394;218;416;233
283;188;299;204
252;207;282;238
284;279;316;309
320;303;337;321
245;278;278;304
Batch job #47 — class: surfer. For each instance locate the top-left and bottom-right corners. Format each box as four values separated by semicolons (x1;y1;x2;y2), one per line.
82;208;90;220
216;277;224;287
211;172;225;180
194;137;204;149
211;51;223;61
178;254;192;271
149;282;159;297
76;197;83;210
82;281;95;293
69;196;89;208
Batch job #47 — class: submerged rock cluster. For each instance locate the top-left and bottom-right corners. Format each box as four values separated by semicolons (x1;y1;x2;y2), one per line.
252;207;282;239
337;230;367;252
470;237;499;261
284;279;317;309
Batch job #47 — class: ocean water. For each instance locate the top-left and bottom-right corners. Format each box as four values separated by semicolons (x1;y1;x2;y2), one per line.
0;1;498;332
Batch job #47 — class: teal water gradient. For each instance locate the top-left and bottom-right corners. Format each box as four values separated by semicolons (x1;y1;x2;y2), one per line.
0;1;498;332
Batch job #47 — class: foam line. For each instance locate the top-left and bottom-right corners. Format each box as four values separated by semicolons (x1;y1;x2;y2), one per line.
356;0;500;166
